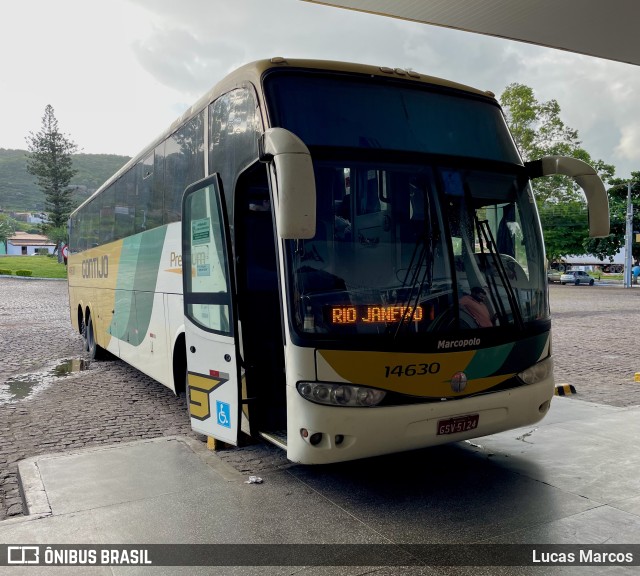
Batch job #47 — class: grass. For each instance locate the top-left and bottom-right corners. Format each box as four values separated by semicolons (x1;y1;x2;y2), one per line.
0;255;67;279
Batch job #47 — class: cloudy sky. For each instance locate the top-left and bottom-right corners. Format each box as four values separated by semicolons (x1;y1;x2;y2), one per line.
2;0;639;179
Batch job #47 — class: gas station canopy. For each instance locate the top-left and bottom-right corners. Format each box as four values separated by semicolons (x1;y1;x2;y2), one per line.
303;0;639;66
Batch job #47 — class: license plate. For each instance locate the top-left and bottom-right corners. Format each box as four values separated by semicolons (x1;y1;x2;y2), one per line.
437;414;479;435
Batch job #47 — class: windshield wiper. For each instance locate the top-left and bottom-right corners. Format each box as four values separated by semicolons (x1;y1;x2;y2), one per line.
474;216;524;330
392;198;435;338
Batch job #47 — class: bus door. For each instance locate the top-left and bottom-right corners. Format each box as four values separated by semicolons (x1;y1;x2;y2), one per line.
182;174;240;445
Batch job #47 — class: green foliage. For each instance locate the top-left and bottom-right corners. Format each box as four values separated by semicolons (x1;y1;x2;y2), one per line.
0;256;67;278
538;201;588;261
25;105;78;229
0;149;130;212
15;270;33;277
501;84;578;163
583;173;640;261
71;153;130;191
46;225;68;244
0;213;18;252
0;149;38;209
0;269;11;275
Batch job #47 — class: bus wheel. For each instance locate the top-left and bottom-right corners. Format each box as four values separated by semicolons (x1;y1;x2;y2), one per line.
80;317;89;352
86;315;107;360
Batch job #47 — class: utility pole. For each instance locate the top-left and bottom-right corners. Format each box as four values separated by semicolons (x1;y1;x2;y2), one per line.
624;181;634;288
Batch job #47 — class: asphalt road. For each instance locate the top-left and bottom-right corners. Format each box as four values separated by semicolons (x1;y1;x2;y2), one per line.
1;277;639;521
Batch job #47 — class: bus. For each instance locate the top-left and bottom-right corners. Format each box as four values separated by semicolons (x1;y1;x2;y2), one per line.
67;58;609;464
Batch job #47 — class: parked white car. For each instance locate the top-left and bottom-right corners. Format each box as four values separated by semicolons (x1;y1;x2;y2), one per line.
560;270;594;286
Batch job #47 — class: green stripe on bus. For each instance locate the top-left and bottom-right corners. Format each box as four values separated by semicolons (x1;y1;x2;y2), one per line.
109;226;168;346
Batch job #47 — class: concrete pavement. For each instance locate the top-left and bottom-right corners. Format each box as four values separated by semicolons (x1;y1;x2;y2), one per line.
1;397;639;575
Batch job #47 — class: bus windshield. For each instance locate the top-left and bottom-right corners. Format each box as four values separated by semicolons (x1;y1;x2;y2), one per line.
286;160;547;339
265;70;547;342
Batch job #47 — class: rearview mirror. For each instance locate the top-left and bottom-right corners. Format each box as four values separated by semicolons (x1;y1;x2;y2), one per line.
526;156;610;238
259;128;316;239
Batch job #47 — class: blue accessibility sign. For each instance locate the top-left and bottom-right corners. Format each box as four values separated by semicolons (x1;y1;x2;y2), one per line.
216;400;231;428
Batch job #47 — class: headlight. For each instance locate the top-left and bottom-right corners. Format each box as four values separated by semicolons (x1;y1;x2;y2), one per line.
517;357;554;385
297;382;386;407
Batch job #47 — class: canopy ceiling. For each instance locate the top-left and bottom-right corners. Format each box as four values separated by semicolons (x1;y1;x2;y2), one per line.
303;0;639;66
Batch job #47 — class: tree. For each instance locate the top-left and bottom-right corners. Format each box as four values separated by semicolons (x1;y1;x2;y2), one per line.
500;84;615;205
500;83;618;262
537;201;588;262
25;105;79;229
501;84;578;162
583;173;640;262
0;213;17;253
46;225;69;255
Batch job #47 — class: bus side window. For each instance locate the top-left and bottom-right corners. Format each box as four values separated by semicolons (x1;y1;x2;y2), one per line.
135;152;155;233
114;173;135;240
99;185;115;245
164;133;188;224
152;142;165;230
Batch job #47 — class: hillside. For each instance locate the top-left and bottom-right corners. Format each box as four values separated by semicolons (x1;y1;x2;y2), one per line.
0;149;131;211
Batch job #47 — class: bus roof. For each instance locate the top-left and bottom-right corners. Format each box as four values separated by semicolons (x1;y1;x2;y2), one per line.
72;57;497;215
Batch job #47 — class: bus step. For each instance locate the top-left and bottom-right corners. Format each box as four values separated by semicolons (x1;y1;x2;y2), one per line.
259;430;287;450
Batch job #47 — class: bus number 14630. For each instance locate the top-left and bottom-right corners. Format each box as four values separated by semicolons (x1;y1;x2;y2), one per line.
384;363;441;378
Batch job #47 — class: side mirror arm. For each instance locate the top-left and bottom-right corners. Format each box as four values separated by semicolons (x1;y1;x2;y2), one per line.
526;156;610;238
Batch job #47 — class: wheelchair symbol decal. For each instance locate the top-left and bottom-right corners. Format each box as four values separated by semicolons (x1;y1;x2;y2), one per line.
217;400;231;428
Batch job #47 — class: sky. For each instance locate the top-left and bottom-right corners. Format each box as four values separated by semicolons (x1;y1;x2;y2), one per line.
1;0;639;179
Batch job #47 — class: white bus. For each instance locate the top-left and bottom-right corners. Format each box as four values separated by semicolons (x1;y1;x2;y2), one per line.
68;58;609;464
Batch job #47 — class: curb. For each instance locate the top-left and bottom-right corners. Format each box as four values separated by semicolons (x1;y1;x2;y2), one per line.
555;384;577;396
0;275;66;281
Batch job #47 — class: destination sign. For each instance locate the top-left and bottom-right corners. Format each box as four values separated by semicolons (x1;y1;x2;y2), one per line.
328;305;424;325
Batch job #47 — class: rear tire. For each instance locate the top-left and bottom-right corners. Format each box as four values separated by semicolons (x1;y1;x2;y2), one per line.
86;315;107;360
80;317;89;352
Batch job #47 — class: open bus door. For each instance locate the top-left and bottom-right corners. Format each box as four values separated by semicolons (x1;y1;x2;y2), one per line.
182;174;240;445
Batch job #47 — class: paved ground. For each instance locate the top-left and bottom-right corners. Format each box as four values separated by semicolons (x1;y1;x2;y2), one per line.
1;277;639;521
548;282;640;407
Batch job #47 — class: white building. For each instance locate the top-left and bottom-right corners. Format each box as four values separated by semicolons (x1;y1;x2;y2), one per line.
5;232;56;256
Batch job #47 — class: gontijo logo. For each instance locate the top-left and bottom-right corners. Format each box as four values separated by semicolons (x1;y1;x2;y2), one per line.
82;255;109;278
